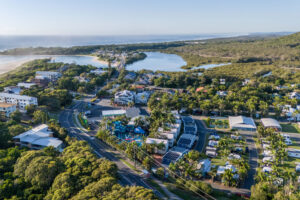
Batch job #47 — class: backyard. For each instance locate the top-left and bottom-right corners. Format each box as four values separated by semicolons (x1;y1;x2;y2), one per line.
280;123;300;133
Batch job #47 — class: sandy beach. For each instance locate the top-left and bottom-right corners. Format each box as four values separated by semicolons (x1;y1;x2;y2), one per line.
0;56;50;75
0;54;114;76
91;55;119;67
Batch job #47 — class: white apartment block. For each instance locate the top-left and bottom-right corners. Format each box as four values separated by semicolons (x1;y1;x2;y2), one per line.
0;103;17;117
0;92;38;111
36;71;62;81
114;90;135;105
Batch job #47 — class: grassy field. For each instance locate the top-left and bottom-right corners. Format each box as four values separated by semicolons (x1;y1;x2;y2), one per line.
146;179;169;199
280;123;300;133
164;183;203;200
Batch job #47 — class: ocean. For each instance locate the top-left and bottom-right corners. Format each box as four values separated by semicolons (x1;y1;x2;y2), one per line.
0;34;242;51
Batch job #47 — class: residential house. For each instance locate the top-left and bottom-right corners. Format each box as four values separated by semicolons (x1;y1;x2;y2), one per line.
135;91;151;104
13;124;63;151
196;159;211;174
162;146;188;166
145;138;169;154
4;86;21;94
35;71;62;81
289;92;300;100
114;90;135;105
17;82;36;89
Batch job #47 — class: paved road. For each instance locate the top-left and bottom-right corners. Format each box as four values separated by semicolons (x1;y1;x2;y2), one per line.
193;116;215;152
59;102;164;199
239;131;258;191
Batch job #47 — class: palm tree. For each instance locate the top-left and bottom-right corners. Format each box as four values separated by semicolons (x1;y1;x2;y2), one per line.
218;99;226;116
222;169;234;186
209;167;217;182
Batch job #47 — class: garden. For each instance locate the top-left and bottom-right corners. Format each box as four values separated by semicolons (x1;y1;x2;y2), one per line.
204;117;229;129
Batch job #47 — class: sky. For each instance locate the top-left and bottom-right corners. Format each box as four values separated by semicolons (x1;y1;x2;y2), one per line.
0;0;299;35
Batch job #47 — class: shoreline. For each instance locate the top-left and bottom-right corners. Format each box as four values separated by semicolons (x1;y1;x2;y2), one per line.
0;54;115;76
0;55;51;75
89;55;119;67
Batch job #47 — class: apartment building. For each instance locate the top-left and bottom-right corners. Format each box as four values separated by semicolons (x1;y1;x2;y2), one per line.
0;92;38;111
0;103;17;117
35;71;62;81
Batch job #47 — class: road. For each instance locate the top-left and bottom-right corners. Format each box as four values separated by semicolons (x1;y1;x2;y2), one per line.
59;101;164;199
239;131;258;191
192;116;215;152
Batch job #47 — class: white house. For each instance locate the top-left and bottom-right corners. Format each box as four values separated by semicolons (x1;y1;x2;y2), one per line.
4;86;21;94
289;92;300;100
229;116;257;131
208;140;219;147
36;71;62;81
228;153;241;160
220;79;226;85
296;164;300;172
262;156;274;163
74;76;90;83
0;93;38;111
217;165;237;176
13;124;63;151
135;91;151;104
242;79;250;86
114;90;135;105
17;82;36;89
282;105;300;121
263;150;273;157
288;149;300;158
217;91;228;97
158;128;176;147
90;69;106;75
145;138;169;154
262;166;273;173
0;103;16;117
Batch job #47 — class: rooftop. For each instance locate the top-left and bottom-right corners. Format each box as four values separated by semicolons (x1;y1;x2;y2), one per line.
229;116;256;129
0;102;16;108
261;118;281;129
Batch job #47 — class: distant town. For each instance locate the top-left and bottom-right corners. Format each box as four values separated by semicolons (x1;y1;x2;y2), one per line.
1;32;300;200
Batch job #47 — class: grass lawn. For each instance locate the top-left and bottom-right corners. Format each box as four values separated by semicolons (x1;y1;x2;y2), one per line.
280;123;300;133
119;158;140;173
279;157;300;173
211;156;227;166
146;179;169;199
164;183;203;200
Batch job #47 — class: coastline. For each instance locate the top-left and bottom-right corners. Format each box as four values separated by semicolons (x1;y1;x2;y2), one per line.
0;55;113;76
0;55;51;75
90;55;119;67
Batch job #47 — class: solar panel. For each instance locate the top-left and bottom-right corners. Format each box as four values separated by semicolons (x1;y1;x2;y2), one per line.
162;151;181;165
